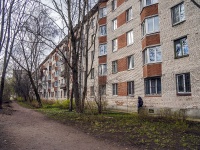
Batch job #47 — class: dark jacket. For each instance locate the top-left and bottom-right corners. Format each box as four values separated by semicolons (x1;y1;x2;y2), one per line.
138;96;143;108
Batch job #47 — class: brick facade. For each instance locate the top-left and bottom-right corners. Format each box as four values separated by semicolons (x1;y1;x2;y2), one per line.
39;0;200;117
99;55;107;64
117;11;126;28
142;33;160;49
98;36;107;43
118;57;127;72
117;0;125;7
143;63;162;78
118;82;127;96
140;4;158;21
118;33;127;49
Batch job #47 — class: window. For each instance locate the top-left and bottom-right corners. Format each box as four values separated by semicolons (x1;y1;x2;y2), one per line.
145;77;161;95
54;81;58;87
112;83;118;95
127;30;134;45
91;68;94;79
112;39;118;52
127;81;134;96
55;70;59;77
91;51;94;61
64;90;67;98
171;3;185;25
112;0;117;10
141;0;158;8
99;64;107;76
176;73;191;94
55;91;58;98
127;55;134;69
142;16;159;36
126;7;133;21
174;37;189;58
90;86;95;96
55;61;58;66
49;66;52;71
51;92;54;97
91;34;95;43
143;46;161;64
99;25;107;36
48;74;51;80
99;44;107;56
99;7;107;18
91;18;95;28
99;85;106;95
112;60;118;74
112;18;117;30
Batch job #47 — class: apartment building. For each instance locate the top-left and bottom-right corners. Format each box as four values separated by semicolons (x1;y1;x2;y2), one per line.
39;0;200;117
38;41;69;100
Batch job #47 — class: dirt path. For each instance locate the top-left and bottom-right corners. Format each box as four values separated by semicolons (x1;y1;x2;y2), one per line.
0;102;135;150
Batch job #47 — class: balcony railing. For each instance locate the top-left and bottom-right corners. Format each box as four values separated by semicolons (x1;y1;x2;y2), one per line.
61;70;66;77
60;83;66;89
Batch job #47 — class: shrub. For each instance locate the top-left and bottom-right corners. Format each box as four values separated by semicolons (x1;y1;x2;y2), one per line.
46;99;75;110
16;96;23;102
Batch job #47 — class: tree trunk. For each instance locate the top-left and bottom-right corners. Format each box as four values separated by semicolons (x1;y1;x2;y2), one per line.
27;71;42;107
73;68;81;113
0;75;5;109
69;87;73;112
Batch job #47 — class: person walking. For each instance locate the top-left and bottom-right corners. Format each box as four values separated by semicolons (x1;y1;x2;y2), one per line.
137;96;143;114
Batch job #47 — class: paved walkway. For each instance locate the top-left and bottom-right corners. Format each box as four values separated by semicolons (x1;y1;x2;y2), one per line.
0;102;135;150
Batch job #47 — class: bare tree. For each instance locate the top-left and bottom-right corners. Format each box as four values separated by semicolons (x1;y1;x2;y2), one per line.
13;69;31;102
41;0;99;113
0;0;28;109
11;2;58;107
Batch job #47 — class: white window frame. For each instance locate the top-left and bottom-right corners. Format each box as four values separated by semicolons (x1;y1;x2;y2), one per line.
127;81;134;96
112;0;117;10
126;7;133;22
127;30;134;45
142;16;159;36
176;73;191;94
99;64;107;76
112;18;117;30
112;83;118;95
112;60;118;74
99;25;107;36
127;55;134;70
99;44;107;56
54;81;58;87
99;7;107;18
143;46;161;64
91;68;94;79
145;77;161;95
91;50;94;61
141;0;158;8
112;38;118;52
171;2;185;25
174;36;189;58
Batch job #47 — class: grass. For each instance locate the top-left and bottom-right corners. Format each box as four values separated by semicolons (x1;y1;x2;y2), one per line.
16;99;200;149
36;107;200;149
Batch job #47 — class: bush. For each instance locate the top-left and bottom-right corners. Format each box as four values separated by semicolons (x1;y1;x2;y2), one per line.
16;96;24;102
43;99;75;110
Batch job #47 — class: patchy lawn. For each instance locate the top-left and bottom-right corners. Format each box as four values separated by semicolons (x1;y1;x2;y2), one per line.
37;108;200;149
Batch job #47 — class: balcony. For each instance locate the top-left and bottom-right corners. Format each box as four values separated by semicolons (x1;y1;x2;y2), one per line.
60;70;65;77
60;83;66;89
48;76;51;81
